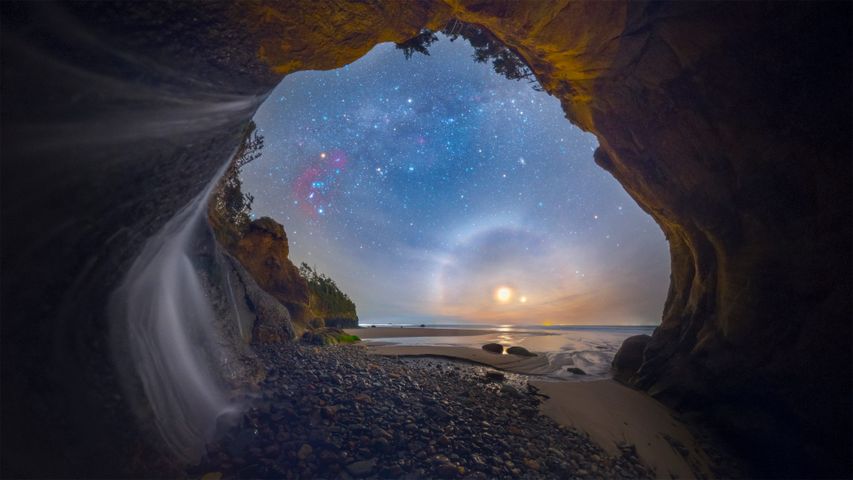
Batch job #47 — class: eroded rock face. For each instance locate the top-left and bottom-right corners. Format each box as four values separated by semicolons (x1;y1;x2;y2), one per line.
1;1;850;477
231;217;311;333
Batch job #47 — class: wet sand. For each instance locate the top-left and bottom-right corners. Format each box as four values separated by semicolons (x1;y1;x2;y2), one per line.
346;327;497;339
369;345;557;375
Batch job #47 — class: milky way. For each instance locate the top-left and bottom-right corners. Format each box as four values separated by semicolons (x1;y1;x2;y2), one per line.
242;34;670;325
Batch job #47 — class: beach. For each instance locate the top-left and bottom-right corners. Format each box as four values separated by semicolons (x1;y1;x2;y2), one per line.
196;343;655;479
195;326;726;479
347;325;717;478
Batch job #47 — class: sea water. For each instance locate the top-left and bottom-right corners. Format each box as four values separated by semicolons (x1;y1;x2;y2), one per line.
359;323;656;379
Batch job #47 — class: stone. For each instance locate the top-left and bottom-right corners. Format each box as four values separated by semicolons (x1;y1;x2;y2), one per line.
500;384;523;399
435;461;462;477
297;443;312;460
506;346;536;357
612;335;651;383
482;343;503;354
566;367;587;375
345;458;377;478
485;371;505;382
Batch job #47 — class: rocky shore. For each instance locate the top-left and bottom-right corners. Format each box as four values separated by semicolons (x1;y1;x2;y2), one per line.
193;343;655;479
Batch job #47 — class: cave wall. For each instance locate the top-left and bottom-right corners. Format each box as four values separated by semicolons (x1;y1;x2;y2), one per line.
1;1;850;477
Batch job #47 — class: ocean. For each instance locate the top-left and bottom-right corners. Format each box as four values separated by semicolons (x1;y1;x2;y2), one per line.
359;323;657;380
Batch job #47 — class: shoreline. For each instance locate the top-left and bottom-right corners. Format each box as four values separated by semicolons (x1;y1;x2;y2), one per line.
198;329;727;478
345;326;501;339
361;342;714;478
198;343;658;479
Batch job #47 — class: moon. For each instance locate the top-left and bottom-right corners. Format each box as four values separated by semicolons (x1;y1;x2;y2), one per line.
494;286;513;303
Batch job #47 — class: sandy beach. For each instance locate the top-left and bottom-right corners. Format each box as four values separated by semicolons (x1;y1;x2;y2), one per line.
348;326;715;478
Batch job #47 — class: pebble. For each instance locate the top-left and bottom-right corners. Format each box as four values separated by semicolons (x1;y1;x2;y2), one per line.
192;344;655;479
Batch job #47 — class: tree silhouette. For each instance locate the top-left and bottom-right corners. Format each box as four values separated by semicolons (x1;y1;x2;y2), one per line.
396;22;541;90
212;121;263;231
395;30;439;60
298;263;357;318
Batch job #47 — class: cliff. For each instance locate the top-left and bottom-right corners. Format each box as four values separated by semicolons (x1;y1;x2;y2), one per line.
299;263;359;329
208;146;356;338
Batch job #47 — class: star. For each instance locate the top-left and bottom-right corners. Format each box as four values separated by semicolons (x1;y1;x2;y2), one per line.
238;30;669;325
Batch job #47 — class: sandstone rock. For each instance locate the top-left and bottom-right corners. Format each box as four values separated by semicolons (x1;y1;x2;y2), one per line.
482;343;503;354
506;346;536;357
232;217;311;330
612;335;651;383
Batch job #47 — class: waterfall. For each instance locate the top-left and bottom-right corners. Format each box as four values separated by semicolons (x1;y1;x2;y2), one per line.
110;160;241;461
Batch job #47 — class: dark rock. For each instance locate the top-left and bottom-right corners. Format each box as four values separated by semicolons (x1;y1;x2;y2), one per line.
481;343;503;354
611;335;651;383
485;371;505;382
506;346;536;357
345;458;376;477
500;384;523;399
566;367;586;375
296;443;312;460
435;461;462;477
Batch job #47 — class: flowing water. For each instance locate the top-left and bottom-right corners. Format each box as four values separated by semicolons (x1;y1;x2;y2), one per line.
109;161;241;461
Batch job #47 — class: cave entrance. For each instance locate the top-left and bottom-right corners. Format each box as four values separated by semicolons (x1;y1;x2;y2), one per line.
227;24;669;368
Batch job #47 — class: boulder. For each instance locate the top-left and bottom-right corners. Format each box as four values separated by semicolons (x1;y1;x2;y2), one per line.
485;371;505;382
482;343;503;354
612;335;651;383
566;367;587;375
506;346;536;357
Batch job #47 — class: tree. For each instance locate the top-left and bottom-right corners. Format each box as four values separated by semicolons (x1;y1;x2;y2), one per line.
396;22;541;90
212;121;263;231
395;30;439;60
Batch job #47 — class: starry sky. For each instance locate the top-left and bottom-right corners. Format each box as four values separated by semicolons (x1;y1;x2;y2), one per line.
242;34;670;325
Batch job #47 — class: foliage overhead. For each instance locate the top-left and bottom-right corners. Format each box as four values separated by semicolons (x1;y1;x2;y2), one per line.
212;121;263;233
395;21;541;90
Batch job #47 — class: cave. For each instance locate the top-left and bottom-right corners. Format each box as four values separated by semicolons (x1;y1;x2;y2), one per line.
1;2;850;478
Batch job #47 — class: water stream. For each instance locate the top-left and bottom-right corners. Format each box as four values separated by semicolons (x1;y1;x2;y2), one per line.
110;160;241;461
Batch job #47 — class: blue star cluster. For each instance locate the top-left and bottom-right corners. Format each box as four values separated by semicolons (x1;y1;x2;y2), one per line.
242;34;670;325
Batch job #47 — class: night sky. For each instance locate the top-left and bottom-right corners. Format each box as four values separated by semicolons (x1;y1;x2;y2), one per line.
242;34;670;325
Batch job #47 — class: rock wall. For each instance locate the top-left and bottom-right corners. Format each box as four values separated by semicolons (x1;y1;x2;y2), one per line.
1;1;850;477
228;217;312;335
